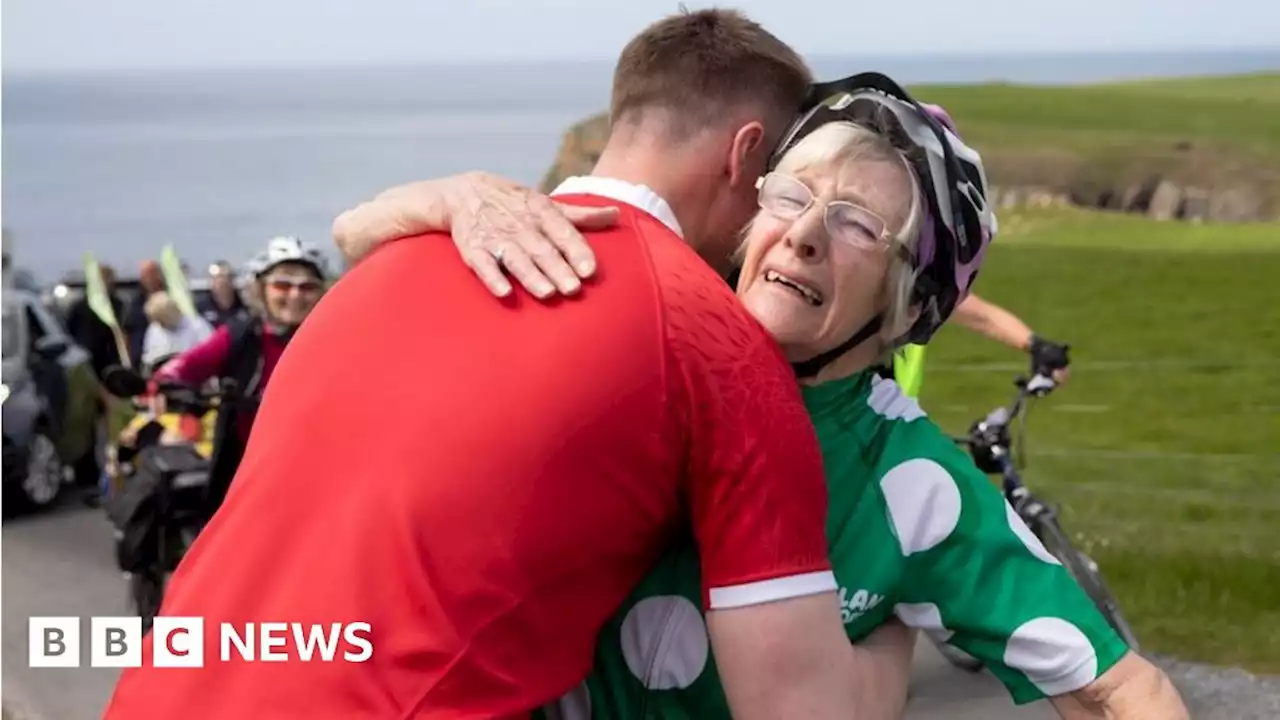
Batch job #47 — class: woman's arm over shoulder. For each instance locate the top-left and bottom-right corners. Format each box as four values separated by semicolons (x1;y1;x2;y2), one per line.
154;323;233;385
881;437;1131;706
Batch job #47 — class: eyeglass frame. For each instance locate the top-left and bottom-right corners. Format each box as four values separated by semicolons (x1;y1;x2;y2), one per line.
753;172;916;264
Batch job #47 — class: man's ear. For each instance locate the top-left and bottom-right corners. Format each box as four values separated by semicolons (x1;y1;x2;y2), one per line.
728;121;766;189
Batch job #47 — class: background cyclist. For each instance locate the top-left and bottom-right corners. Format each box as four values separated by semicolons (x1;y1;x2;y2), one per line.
148;235;329;507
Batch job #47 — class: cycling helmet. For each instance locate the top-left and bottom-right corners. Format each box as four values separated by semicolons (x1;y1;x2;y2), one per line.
773;72;997;379
248;236;331;282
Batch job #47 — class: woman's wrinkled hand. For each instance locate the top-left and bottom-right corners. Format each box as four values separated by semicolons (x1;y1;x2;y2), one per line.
333;172;619;300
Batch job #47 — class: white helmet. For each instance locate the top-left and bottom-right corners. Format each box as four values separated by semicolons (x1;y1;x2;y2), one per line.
248;236;330;281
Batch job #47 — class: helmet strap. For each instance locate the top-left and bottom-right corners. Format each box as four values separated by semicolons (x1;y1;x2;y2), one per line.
791;314;885;380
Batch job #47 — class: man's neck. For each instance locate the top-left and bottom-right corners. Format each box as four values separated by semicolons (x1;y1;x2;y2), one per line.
592;132;714;253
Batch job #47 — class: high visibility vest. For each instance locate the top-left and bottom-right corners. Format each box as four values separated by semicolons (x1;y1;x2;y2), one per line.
893;344;927;398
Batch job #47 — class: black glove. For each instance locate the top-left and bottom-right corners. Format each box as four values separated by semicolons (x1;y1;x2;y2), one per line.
1029;335;1070;377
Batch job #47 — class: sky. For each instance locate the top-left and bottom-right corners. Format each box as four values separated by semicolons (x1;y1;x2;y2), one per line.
3;0;1278;73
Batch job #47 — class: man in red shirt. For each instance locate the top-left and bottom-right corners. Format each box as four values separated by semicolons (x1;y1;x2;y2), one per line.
104;11;860;719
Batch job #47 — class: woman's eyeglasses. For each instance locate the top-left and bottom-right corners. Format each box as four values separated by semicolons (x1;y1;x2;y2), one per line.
266;277;322;294
756;172;906;257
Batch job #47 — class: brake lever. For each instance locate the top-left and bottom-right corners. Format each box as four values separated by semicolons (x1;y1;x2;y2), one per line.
1025;373;1056;397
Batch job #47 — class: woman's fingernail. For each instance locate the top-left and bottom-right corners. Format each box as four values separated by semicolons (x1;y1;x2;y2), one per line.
576;261;595;276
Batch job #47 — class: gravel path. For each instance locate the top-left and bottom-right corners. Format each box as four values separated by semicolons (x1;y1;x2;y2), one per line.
1151;654;1280;720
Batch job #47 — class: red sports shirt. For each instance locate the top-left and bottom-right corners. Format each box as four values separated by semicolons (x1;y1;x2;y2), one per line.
103;190;835;719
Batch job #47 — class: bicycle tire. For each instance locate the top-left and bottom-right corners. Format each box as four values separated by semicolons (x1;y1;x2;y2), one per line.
1032;514;1141;651
129;571;166;633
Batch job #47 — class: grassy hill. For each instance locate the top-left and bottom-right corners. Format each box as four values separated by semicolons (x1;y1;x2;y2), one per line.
922;205;1280;672
543;73;1280;218
909;73;1280;215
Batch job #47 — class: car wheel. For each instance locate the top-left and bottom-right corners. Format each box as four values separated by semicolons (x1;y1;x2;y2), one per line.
20;432;66;508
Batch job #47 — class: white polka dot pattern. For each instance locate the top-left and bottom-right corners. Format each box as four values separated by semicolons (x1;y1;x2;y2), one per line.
619;595;709;690
1004;501;1062;566
1003;617;1100;696
880;459;963;555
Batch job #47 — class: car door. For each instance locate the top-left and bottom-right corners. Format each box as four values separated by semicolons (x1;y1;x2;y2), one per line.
2;298;29;392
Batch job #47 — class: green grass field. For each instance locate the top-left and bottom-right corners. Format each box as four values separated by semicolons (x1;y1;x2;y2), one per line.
913;72;1280;157
920;205;1280;672
909;73;1280;210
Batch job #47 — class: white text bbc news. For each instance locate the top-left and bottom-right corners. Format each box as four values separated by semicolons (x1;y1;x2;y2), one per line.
29;617;373;668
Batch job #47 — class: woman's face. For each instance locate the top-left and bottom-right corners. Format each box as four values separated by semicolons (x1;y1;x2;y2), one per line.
261;262;323;326
736;159;913;362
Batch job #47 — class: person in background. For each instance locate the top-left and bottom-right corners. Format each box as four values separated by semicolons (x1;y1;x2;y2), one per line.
196;261;249;328
63;263;131;506
140;291;213;376
122;260;167;367
65;264;129;381
146;236;330;510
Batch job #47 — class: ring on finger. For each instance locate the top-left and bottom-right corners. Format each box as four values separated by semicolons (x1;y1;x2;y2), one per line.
488;245;507;264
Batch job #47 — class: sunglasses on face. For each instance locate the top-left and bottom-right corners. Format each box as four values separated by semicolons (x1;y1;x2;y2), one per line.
265;277;322;294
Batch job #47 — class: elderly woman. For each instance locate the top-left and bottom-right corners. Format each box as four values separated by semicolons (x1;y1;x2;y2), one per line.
332;83;1187;718
140;290;213;375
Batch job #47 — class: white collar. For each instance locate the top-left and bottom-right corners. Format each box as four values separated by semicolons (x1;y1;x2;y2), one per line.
550;176;683;238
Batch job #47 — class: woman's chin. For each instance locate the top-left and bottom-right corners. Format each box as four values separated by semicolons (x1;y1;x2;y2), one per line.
744;296;822;343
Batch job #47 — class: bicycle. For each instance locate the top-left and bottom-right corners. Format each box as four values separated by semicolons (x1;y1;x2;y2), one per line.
100;365;239;632
931;372;1140;671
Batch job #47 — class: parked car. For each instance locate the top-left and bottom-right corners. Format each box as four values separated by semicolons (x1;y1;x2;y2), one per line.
2;288;102;511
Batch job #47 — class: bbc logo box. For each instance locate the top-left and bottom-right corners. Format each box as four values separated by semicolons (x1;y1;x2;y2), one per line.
29;617;204;668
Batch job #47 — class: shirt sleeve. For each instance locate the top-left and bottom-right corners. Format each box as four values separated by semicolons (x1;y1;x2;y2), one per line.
141;325;168;368
153;323;232;386
661;271;835;611
888;444;1129;704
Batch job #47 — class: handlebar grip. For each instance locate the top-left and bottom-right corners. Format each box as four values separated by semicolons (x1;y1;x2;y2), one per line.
1025;374;1056;396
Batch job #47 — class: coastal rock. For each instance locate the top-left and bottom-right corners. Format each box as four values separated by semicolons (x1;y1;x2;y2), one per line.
1178;187;1212;222
1147;180;1183;221
1207;187;1266;223
1120;176;1162;212
540;112;610;193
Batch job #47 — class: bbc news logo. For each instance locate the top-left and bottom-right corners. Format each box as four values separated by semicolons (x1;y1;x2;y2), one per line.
29;617;373;668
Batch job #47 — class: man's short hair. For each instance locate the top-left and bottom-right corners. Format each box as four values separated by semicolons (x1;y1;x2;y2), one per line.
611;8;812;142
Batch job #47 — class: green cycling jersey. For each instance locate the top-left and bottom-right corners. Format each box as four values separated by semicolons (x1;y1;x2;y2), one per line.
539;371;1127;718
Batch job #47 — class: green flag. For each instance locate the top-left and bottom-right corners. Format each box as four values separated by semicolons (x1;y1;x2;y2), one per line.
159;244;198;320
83;252;132;369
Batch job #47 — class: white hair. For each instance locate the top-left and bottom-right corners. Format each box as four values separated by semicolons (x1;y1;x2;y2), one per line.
144;290;183;329
739;121;925;352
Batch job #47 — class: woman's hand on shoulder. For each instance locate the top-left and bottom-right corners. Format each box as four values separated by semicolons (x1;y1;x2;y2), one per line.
332;172;619;300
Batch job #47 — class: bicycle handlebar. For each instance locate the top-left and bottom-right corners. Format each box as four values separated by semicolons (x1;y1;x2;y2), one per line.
982;372;1056;432
150;378;241;416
